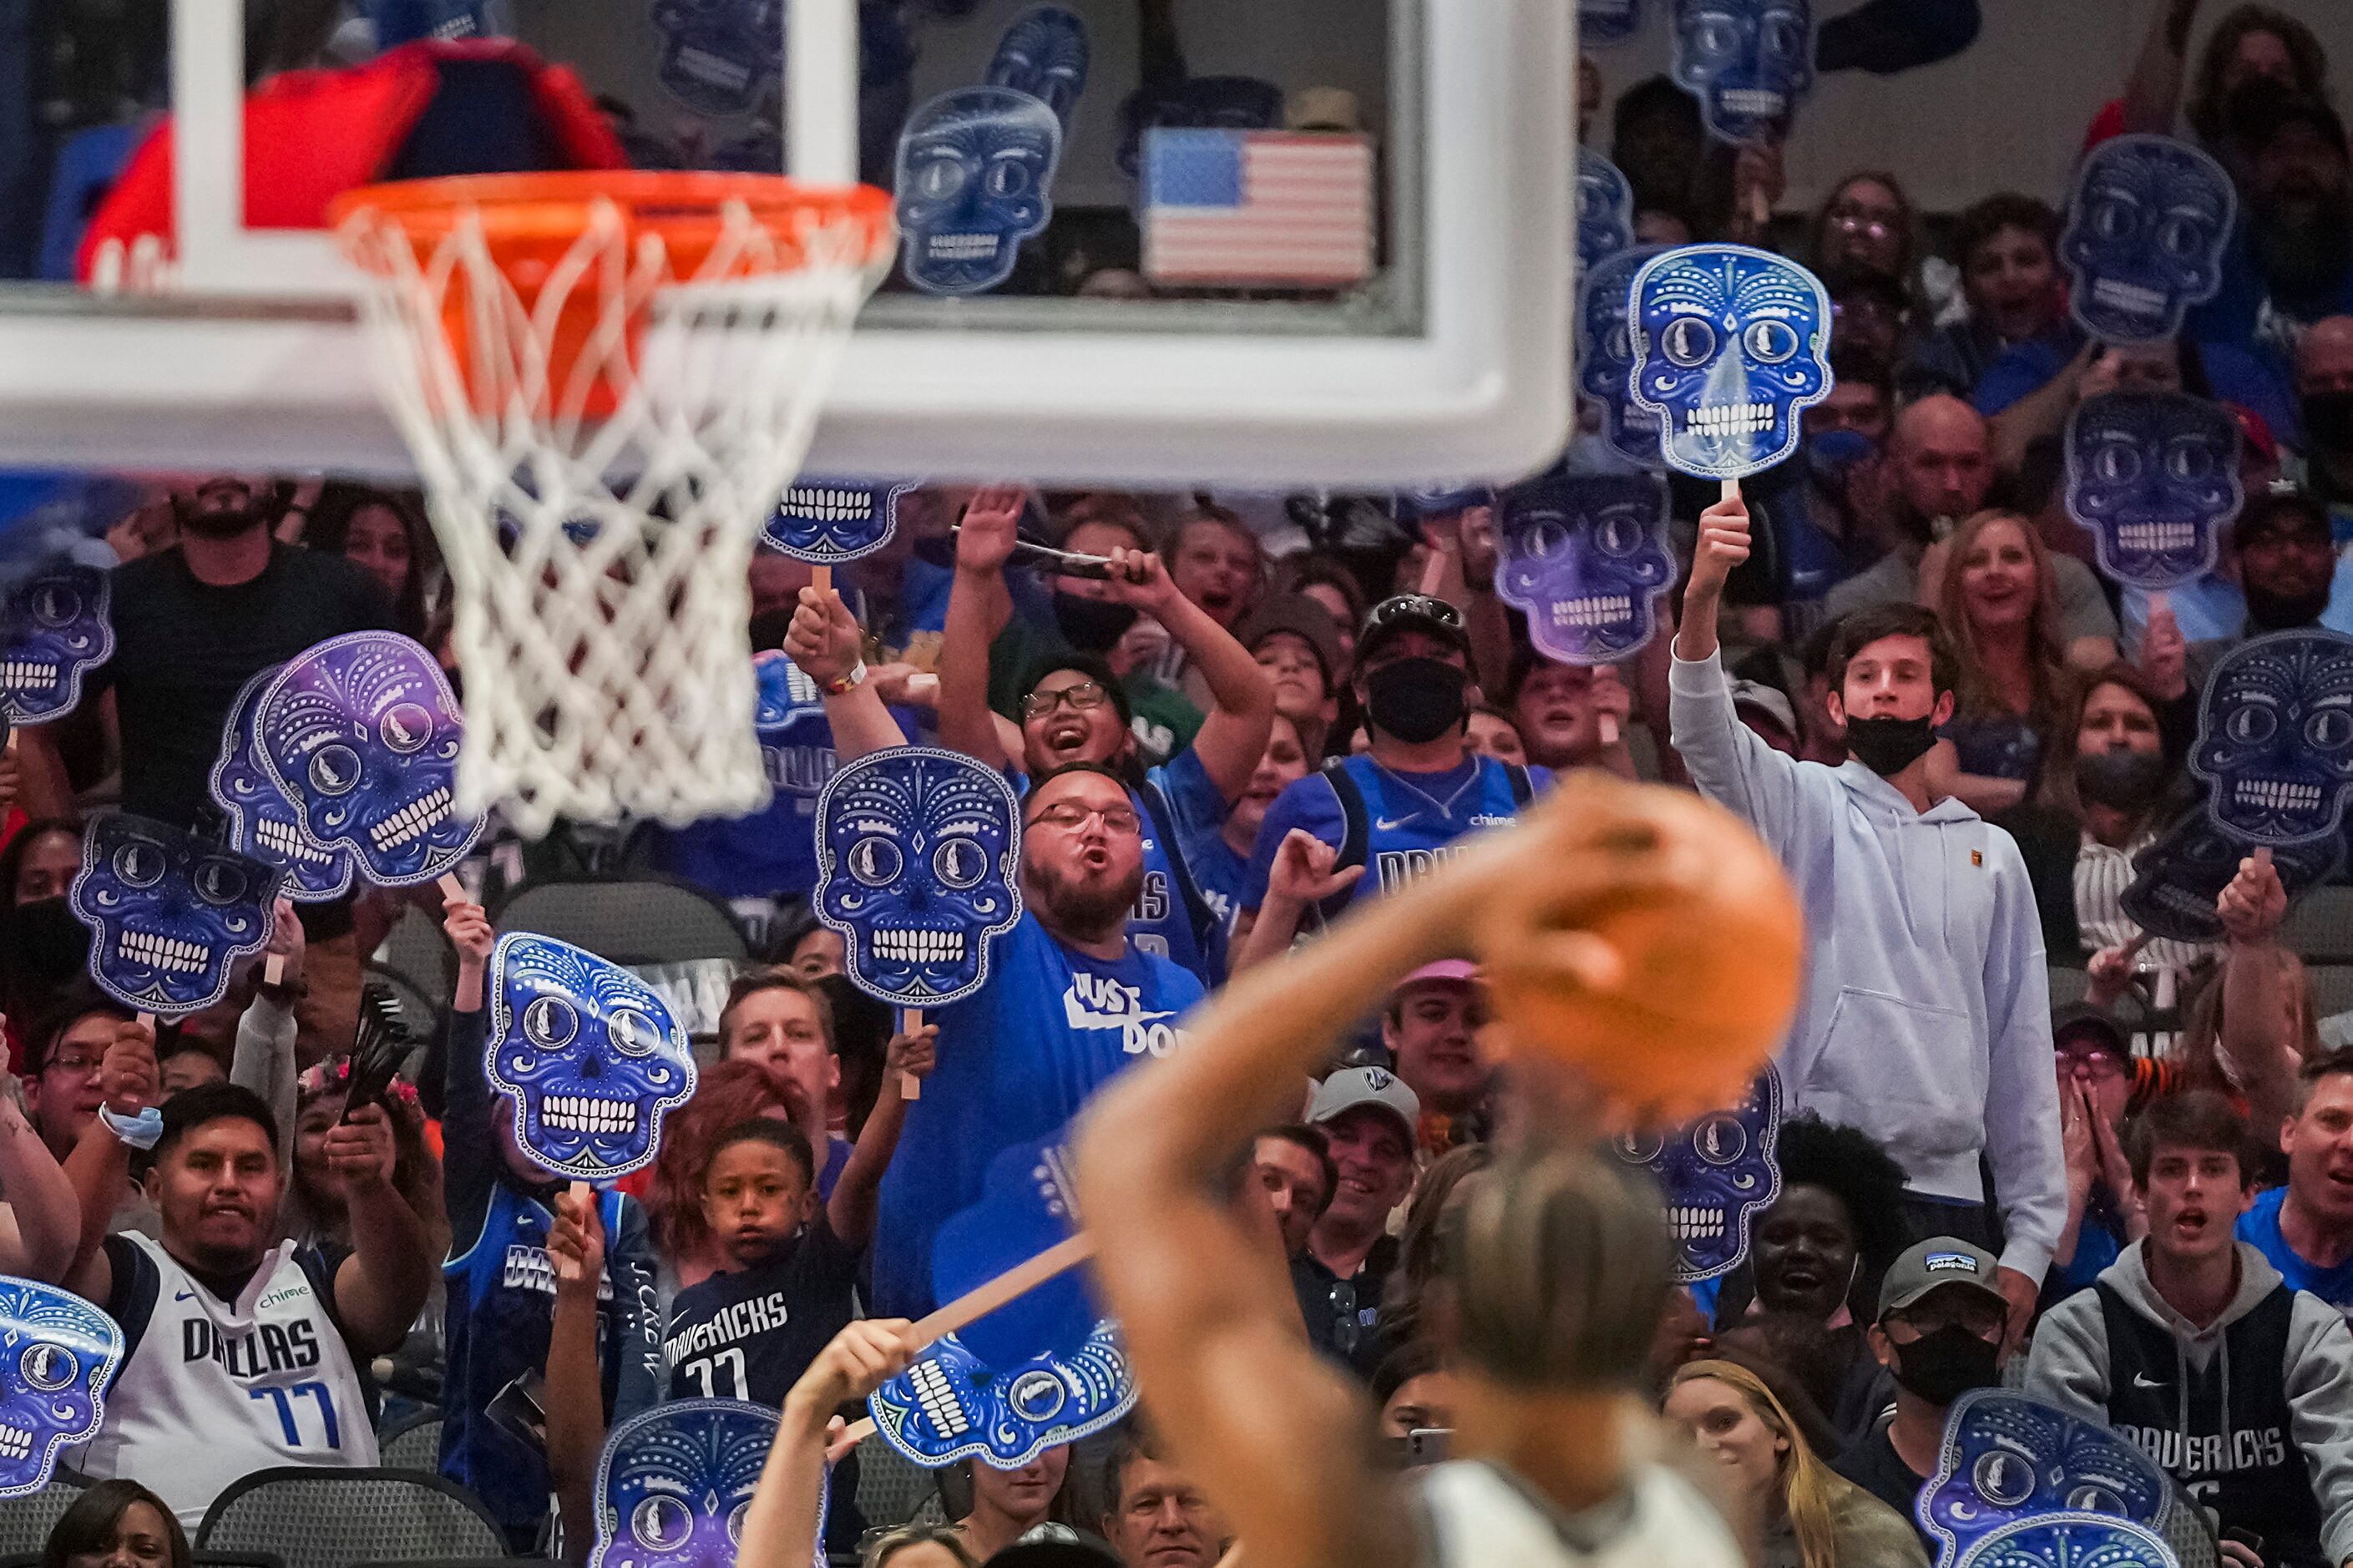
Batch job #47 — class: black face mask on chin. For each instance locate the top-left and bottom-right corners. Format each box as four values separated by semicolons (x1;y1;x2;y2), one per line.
1844;713;1940;776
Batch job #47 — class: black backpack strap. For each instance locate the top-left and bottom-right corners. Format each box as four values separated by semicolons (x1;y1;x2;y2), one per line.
1136;776;1221;965
1505;762;1534;808
1317;759;1369;924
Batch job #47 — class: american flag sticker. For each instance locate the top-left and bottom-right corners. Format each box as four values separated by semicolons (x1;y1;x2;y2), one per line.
1141;128;1375;287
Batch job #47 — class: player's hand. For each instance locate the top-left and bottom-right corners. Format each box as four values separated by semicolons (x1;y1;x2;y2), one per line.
324;1102;399;1195
2217;851;2286;946
443;896;494;967
1687;497;1750;599
955;487;1028;575
884;1024;939;1086
100;1019;159;1118
789;1319;918;1419
1102;548;1178;614
784;586;864;690
1266;829;1364;908
548;1182;606;1292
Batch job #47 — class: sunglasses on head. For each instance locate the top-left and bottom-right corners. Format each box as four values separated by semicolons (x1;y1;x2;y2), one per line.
1364;594;1465;634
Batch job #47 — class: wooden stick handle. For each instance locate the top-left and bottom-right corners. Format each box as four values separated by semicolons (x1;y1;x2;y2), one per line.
263;953;285;986
1720;478;1742;503
1597;664;1621;746
438;873;467;902
900;1007;923;1100
555;1180;592;1284
834;1233;1096;1446
812;564;833;594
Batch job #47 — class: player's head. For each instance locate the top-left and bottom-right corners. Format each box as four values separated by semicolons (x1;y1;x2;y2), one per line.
146;1083;283;1272
699;1118;817;1269
1022;763;1146;941
1020;651;1136;776
716;969;839;1129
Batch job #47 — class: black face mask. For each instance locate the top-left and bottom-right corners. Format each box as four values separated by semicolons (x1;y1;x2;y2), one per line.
4;898;90;989
2074;749;2170;812
1844;713;1939;777
2305;390;2353;454
1052;591;1139;654
1889;1323;2001;1406
1363;657;1469;746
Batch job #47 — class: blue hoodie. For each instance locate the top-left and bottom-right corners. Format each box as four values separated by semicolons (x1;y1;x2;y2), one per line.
1669;649;2064;1281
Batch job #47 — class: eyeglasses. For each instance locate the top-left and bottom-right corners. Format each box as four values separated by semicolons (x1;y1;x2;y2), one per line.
1832;211;1897;240
1020;680;1111;721
2057;1046;2128;1078
1026;802;1142;835
44;1053;104;1079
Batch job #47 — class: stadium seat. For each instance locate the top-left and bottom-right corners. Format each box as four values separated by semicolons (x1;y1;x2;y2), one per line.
2;1555;286;1568
488;878;751;967
2047;964;2088;1009
377;1410;445;1472
196;1469;506;1568
0;1469;87;1558
851;1434;941;1530
2284;887;2353;964
2308;965;2353;1025
375;905;459;1007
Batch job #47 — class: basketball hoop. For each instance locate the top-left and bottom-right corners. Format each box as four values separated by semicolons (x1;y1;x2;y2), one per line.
330;170;896;838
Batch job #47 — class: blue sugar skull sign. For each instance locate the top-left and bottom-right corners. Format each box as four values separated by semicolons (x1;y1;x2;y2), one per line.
2065;393;2240;592
648;0;781;119
1579;245;1670;468
752;652;838;807
987;7;1089;131
2060;135;2234;346
2190;631;2353;847
590;1399;776;1568
1577;149;1635;273
1672;0;1814;146
761;479;917;566
1950;1515;2177;1568
251;631;484;888
488;933;698;1181
0;1276;124;1498
209;666;357;903
1497;473;1674;665
868;1131;1135;1468
69;815;280;1017
2121;810;2342;944
0;555;112;725
1581;0;1645;47
1628;245;1834;481
1612;1065;1781;1282
896;88;1064;296
1922;1391;2173;1568
814;746;1023;1008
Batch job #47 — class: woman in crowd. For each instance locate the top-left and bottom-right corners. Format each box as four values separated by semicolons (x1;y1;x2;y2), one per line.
0;816;87;1039
944;1446;1081;1561
1928;509;2084;814
1902;194;2071;400
1273;554;1366;682
302;483;443;649
861;1528;977;1568
1808;172;1927;306
1664;1359;1929;1568
41;1480;191;1568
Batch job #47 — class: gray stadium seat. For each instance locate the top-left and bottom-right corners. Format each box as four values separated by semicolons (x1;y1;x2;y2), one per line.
195;1469;504;1568
375;905;458;1007
489;878;749;967
377;1412;443;1473
2047;965;2088;1009
0;1470;86;1558
2284;886;2353;963
852;1435;942;1531
2308;965;2353;1025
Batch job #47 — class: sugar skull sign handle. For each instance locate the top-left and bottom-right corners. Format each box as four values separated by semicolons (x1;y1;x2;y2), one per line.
1612;1065;1781;1282
0;1276;124;1499
1627;245;1834;483
2121;810;2342;945
590;1398;777;1568
488;932;699;1181
2060;134;2235;346
0;556;113;725
1496;473;1675;666
814;746;1025;1009
69;814;281;1018
2189;630;2353;848
2064;392;2240;592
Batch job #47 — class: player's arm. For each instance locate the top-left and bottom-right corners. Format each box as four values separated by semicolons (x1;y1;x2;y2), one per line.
784;584;908;761
738;1321;918;1568
934;487;1026;771
827;1023;935;1250
544;1187;609;1565
1109;549;1276;802
328;1102;435;1355
62;1017;159;1302
1075;804;1570;1568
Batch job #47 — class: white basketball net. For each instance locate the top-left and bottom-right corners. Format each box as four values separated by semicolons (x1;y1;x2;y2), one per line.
339;195;889;838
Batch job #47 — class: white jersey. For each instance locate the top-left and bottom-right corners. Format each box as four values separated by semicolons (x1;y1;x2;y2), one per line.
76;1233;377;1526
1417;1459;1743;1568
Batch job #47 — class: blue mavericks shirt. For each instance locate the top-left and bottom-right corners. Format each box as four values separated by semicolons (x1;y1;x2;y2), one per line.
2239;1187;2353;1318
868;913;1206;1316
1242;754;1551;913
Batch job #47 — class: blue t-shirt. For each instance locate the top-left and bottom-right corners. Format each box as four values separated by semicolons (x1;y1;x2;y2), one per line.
2238;1186;2353;1316
868;914;1207;1315
1241;754;1551;914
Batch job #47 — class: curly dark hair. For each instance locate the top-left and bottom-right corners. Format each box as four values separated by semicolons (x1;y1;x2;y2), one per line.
1773;1114;1910;1276
2186;6;2329;149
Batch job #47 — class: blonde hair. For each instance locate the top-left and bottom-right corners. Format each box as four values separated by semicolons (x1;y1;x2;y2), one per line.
1670;1359;1854;1568
1934;508;2076;731
861;1525;978;1568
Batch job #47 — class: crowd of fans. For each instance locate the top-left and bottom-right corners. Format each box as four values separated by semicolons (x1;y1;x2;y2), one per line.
8;2;2353;1566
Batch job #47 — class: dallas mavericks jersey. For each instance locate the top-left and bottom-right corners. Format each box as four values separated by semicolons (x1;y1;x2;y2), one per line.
1415;1460;1741;1568
1242;755;1546;917
78;1232;377;1525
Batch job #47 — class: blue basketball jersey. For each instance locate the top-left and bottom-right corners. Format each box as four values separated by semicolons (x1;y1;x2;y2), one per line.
1242;754;1547;916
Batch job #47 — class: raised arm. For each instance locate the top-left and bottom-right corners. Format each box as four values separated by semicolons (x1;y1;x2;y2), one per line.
441;895;500;1252
2216;852;2299;1132
1227;831;1361;977
2118;0;2202;134
328;1102;435;1355
784;584;913;762
826;1024;935;1250
1667;496;1811;844
544;1187;608;1566
935;488;1028;771
737;1321;918;1568
63;1019;159;1304
1106;548;1274;802
232;900;304;1169
0;1050;81;1282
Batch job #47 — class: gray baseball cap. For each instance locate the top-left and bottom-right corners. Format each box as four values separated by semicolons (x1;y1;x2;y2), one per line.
1878;1237;2004;1320
1308;1065;1422;1141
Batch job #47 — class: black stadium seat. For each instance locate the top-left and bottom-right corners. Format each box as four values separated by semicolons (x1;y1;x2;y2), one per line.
196;1469;506;1568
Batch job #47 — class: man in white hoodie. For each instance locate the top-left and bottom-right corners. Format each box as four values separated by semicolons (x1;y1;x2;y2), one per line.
1671;493;2062;1347
2025;1091;2353;1568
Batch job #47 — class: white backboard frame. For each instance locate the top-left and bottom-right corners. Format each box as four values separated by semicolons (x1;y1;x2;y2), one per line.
0;0;1575;488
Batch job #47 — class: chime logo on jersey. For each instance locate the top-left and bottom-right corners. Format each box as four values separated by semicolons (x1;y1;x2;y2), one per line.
663;1291;792;1367
1374;842;1471;896
1062;972;1191;1059
2112;1423;2289;1476
182;1317;322;1377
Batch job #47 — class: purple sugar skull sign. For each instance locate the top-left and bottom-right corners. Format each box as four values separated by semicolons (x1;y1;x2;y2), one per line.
2120;810;2341;944
1496;473;1674;665
0;555;112;725
1578;244;1670;468
69;815;280;1017
1577;149;1635;272
251;632;483;888
2061;135;2234;346
2065;392;2240;592
488;933;698;1181
1628;245;1834;482
1581;0;1645;47
1946;1515;2177;1568
0;1276;123;1498
1921;1391;2173;1568
2190;630;2353;847
814;746;1023;1009
897;88;1064;296
590;1399;777;1568
209;666;357;903
868;1130;1135;1468
987;6;1090;132
760;480;918;566
1612;1065;1780;1282
1672;0;1814;146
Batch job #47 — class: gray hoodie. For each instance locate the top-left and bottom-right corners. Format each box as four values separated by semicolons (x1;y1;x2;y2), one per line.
2024;1239;2353;1565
